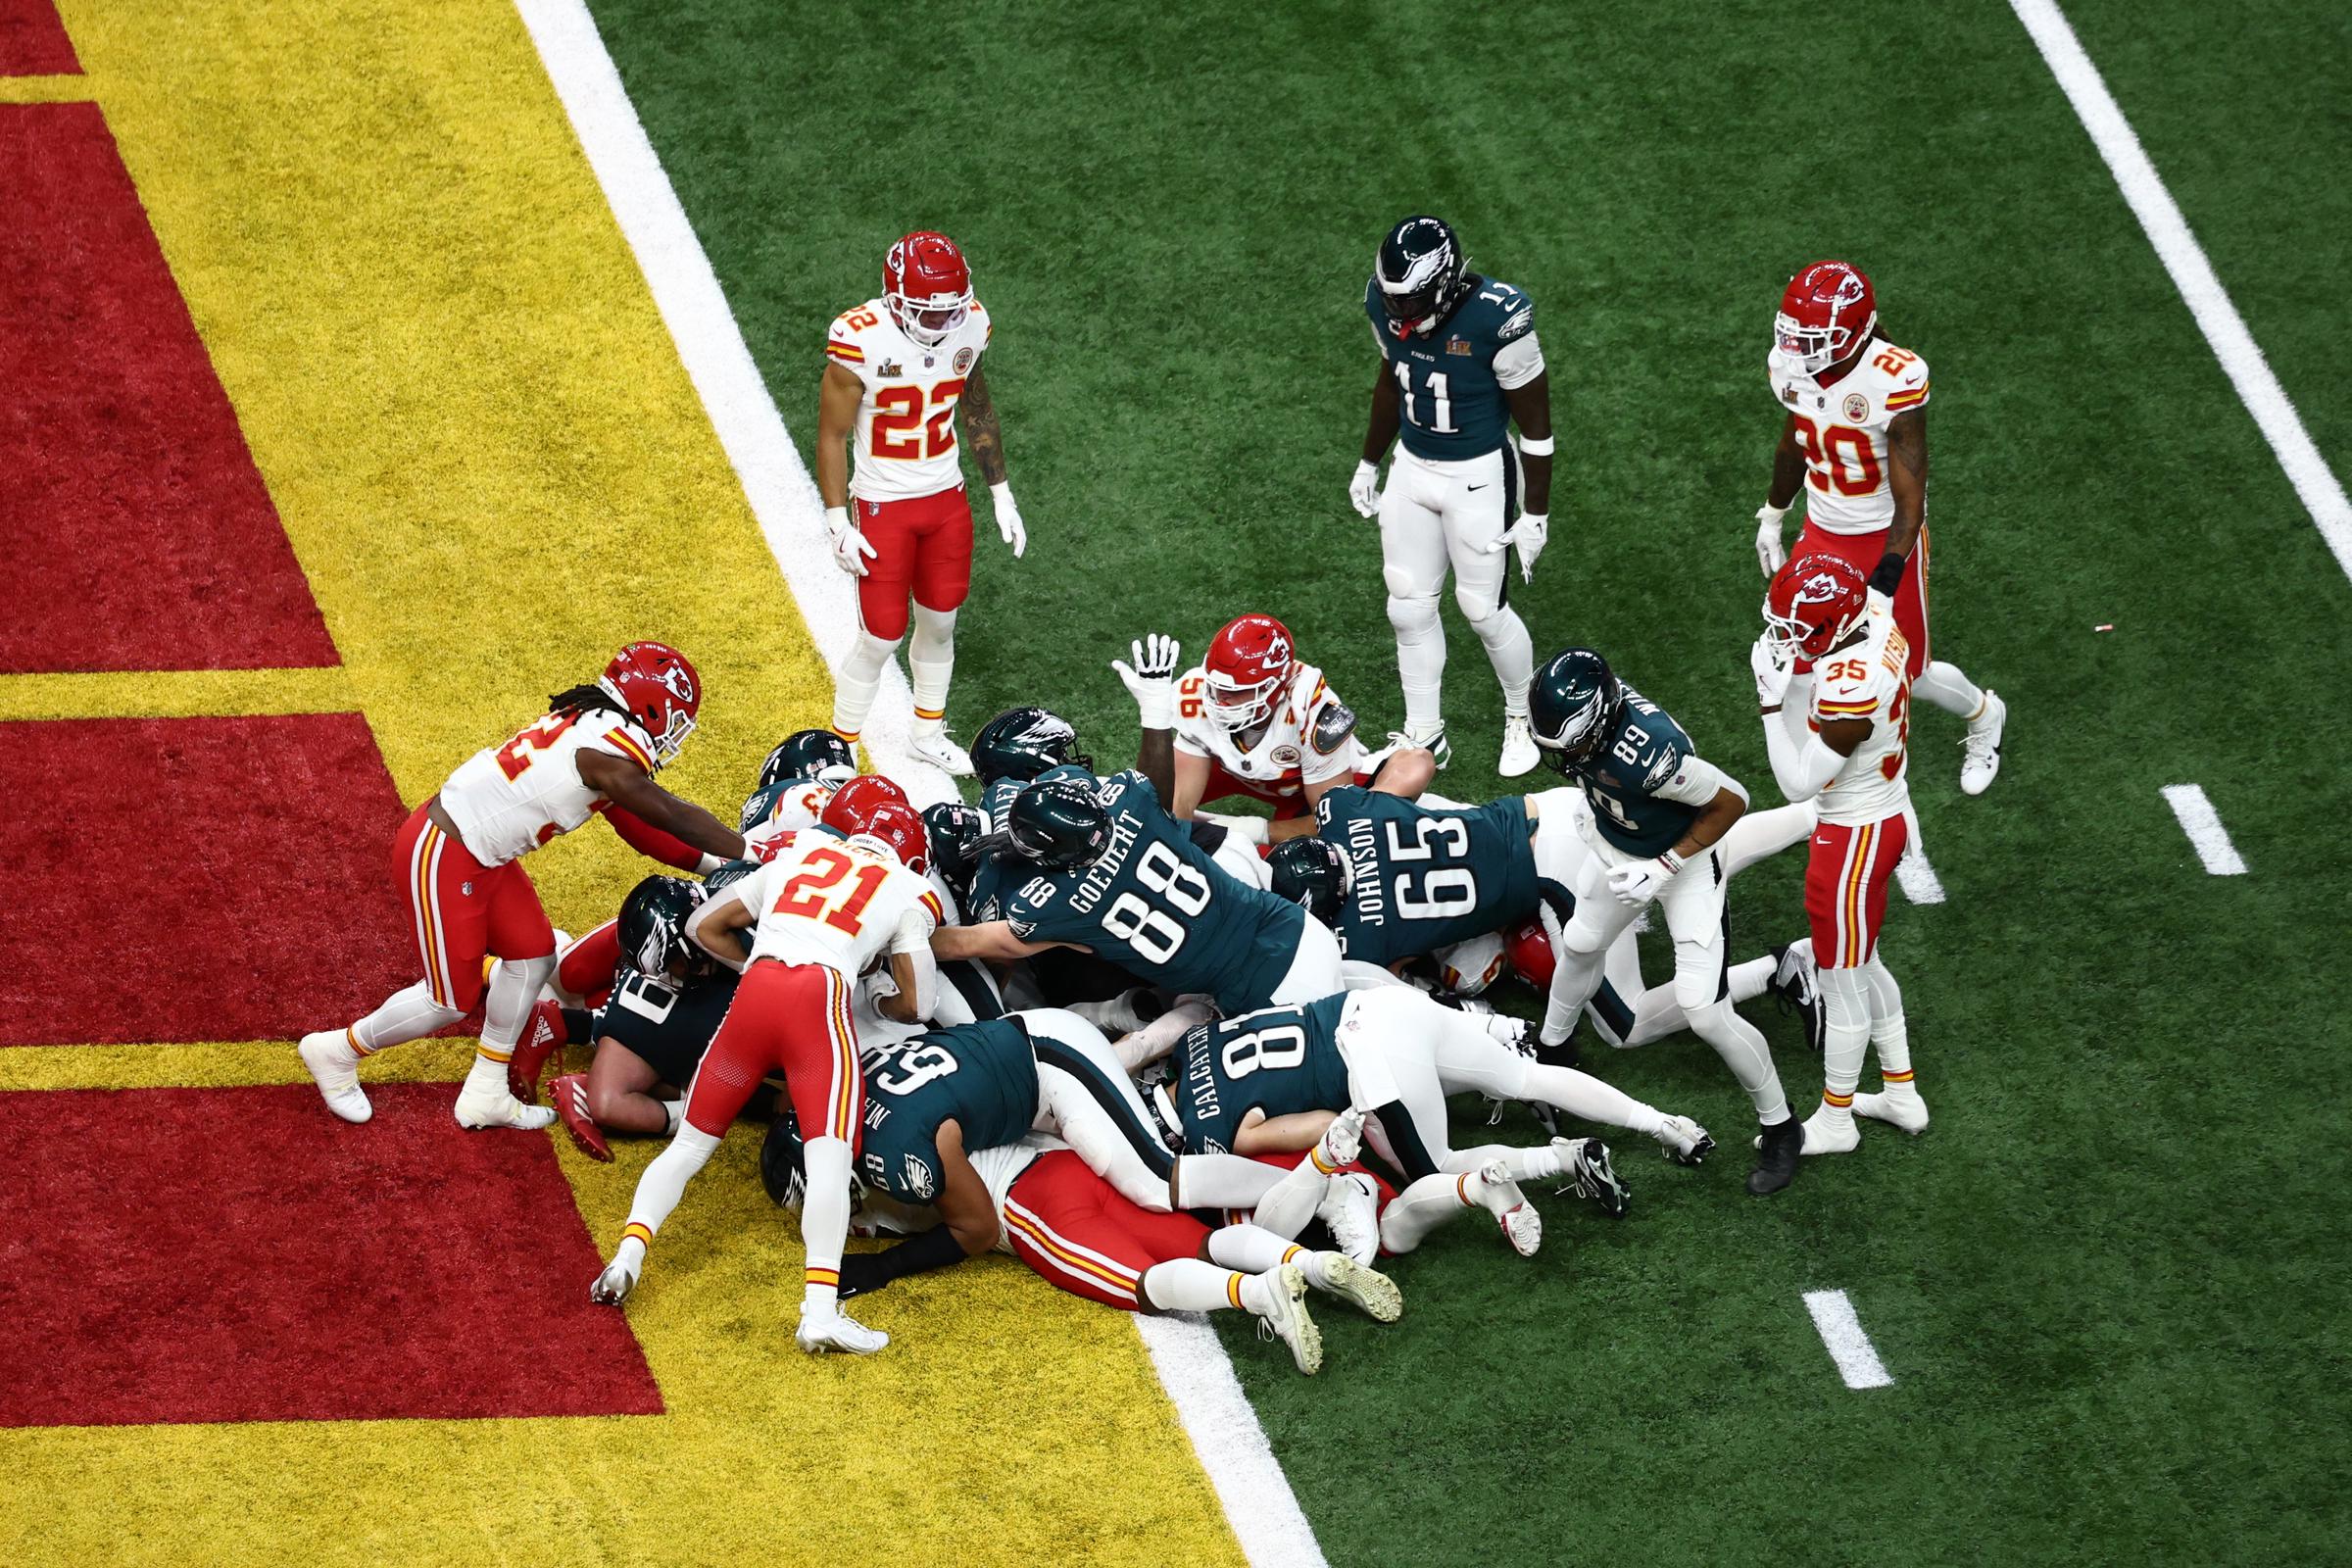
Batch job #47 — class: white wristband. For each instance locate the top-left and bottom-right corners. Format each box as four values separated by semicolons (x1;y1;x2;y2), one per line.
1517;434;1554;457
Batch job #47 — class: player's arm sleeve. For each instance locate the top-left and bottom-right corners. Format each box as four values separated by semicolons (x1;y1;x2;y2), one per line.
823;315;867;370
1885;356;1931;416
1647;753;1742;809
1492;327;1544;390
603;802;723;874
890;904;940;1019
1761;715;1845;803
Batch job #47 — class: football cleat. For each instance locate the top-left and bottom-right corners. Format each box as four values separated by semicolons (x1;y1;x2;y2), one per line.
1314;1172;1381;1266
1251;1264;1323;1375
1551;1138;1630;1218
1768;942;1827;1054
1387;724;1450;771
1746;1117;1805;1196
1654;1114;1715;1166
1479;1161;1543;1257
1960;690;2007;796
1497;713;1540;778
1314;1107;1365;1171
908;725;975;777
1794;1103;1860;1155
797;1304;890;1355
298;1030;372;1124
589;1260;636;1306
1852;1088;1931;1135
454;1084;557;1131
549;1074;612;1162
1313;1254;1402;1325
507;999;567;1104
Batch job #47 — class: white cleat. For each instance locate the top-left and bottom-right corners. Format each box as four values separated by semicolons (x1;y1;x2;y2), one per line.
589;1261;636;1305
1314;1172;1382;1265
1250;1264;1323;1375
1960;690;2006;796
298;1030;373;1124
1497;713;1540;778
1852;1089;1931;1135
1653;1113;1716;1166
909;726;974;777
1788;1104;1860;1155
1313;1253;1402;1324
1479;1161;1543;1257
1387;725;1451;771
796;1305;890;1355
1314;1107;1365;1170
454;1085;557;1130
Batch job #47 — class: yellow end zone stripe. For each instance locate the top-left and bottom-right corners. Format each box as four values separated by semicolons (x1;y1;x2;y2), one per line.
0;76;94;104
0;667;357;723
0;1039;476;1095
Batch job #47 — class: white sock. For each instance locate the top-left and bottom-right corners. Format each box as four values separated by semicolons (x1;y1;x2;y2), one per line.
1913;659;1984;719
1865;956;1917;1093
1173;1152;1284;1211
830;628;900;743
1206;1222;1312;1278
348;981;465;1054
1249;1148;1337;1239
466;954;557;1095
1142;1259;1249;1314
800;1136;856;1285
615;1121;722;1257
1379;1167;1497;1254
907;603;956;731
1728;955;1776;1006
1388;593;1446;733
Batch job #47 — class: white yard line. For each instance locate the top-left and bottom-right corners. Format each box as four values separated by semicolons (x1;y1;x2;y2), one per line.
2011;0;2352;582
2160;784;2248;875
516;5;1327;1563
1802;1290;1893;1390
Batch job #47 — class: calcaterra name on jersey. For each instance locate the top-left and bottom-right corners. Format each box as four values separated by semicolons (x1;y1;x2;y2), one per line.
1769;336;1931;532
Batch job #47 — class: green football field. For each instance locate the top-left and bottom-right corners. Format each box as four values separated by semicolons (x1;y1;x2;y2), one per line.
589;2;2350;1560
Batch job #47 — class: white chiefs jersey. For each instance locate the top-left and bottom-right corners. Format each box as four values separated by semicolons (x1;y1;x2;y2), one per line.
732;829;945;976
437;709;660;867
1809;607;1913;825
742;780;835;860
1768;336;1931;532
1173;660;1361;805
825;295;994;504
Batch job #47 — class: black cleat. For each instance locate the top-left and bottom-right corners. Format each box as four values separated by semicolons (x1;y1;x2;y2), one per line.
1769;944;1826;1054
1552;1138;1631;1218
1746;1117;1805;1197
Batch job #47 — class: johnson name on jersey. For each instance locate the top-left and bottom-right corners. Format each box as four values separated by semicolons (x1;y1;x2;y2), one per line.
1174;660;1360;805
1769;336;1931;532
824;295;994;504
438;709;662;866
1366;273;1543;463
1313;785;1538;965
1811;609;1913;825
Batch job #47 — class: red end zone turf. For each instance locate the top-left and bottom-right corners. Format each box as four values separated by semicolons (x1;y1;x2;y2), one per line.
0;102;335;672
0;1082;662;1426
0;712;416;1046
0;0;76;74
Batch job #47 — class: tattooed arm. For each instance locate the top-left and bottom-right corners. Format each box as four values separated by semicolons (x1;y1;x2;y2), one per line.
1883;408;1928;563
958;363;1007;485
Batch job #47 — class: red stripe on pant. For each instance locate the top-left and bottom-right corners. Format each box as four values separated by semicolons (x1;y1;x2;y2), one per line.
389;802;554;1012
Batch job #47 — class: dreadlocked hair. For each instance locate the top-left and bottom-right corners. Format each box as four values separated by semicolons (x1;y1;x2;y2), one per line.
548;683;627;720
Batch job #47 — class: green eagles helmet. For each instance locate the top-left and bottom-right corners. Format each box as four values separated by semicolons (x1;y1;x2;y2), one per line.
922;802;989;905
1268;836;1350;923
617;874;706;979
1529;648;1623;775
760;1109;864;1211
1375;214;1470;339
972;707;1092;785
759;728;857;790
1004;777;1113;870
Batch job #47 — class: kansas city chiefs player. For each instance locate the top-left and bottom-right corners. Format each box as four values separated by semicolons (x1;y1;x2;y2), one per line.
817;231;1027;775
297;643;747;1131
1752;555;1929;1162
1753;261;2007;795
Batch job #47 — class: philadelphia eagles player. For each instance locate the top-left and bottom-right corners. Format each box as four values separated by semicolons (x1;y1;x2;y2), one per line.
1351;215;1553;776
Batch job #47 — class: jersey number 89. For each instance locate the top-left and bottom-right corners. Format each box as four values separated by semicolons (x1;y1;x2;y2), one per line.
1102;841;1211;964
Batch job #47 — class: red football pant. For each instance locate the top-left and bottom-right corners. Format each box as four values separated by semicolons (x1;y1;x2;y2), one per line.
393;802;554;1013
557;918;622;1008
1003;1151;1211;1310
855;485;972;640
1794;519;1933;677
682;959;860;1145
1804;813;1910;970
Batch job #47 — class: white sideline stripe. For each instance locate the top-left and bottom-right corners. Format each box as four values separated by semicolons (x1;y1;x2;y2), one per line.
1802;1289;1893;1390
517;5;1325;1562
514;0;952;807
2012;0;2352;582
1136;1315;1332;1568
2161;784;2248;875
1896;807;1946;906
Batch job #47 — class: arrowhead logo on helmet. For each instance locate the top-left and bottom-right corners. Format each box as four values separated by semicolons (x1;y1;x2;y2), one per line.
1203;613;1297;732
1763;553;1871;661
1773;260;1878;379
599;641;703;766
883;230;973;349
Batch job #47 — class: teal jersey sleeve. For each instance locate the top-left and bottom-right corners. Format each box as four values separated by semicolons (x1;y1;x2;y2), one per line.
856;1020;1041;1204
1579;684;1703;858
1314;786;1540;964
1169;997;1352;1154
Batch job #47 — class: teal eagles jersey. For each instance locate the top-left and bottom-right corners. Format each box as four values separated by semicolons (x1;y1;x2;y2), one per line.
1000;769;1305;1013
1578;683;1702;858
856;1019;1041;1205
1364;272;1533;462
1170;997;1353;1154
1313;785;1539;964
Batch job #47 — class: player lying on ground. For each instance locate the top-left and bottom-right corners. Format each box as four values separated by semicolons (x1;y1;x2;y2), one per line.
298;642;745;1132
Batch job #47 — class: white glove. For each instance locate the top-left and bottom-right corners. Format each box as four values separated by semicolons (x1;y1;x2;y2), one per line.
989;482;1026;559
1866;586;1894;620
796;1301;890;1355
1754;502;1789;575
1606;850;1684;907
1348;460;1381;518
1488;511;1548;582
825;506;875;577
1111;633;1181;728
1749;632;1793;708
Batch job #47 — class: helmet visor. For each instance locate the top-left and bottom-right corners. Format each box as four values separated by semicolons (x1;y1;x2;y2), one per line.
1773;312;1838;376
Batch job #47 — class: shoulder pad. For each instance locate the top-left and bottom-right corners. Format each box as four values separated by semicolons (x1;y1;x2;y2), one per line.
1310;700;1357;756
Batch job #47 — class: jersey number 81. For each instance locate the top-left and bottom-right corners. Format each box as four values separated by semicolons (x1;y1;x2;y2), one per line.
1102;842;1211;964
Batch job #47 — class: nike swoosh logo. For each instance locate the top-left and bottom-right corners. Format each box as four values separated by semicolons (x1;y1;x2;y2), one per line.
1467;483;1489;491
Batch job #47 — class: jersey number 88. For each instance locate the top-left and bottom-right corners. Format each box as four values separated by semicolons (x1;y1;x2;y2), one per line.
1102;842;1211;964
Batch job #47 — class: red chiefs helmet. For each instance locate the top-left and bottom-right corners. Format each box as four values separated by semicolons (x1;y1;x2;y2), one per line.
883;231;972;349
597;642;702;766
1764;553;1872;662
1202;613;1297;732
1504;917;1554;991
840;799;929;874
1773;261;1878;377
821;773;913;836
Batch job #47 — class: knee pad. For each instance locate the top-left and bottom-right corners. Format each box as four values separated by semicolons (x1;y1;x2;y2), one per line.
909;603;957;654
1453;580;1500;626
843;629;901;678
1385;591;1442;639
1561;911;1610;956
1863;955;1904;1015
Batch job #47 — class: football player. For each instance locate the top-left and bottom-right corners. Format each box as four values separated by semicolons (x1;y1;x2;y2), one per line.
1752;555;1929;1156
1753;260;2007;794
817;231;1027;774
740;728;858;834
589;790;939;1356
1527;648;1806;1197
296;643;744;1131
1351;215;1552;776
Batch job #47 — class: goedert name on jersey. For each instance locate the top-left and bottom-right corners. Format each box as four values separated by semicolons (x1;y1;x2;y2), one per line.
438;709;661;867
1769;336;1931;533
826;295;994;504
1174;661;1359;804
1367;273;1543;463
1810;610;1912;825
